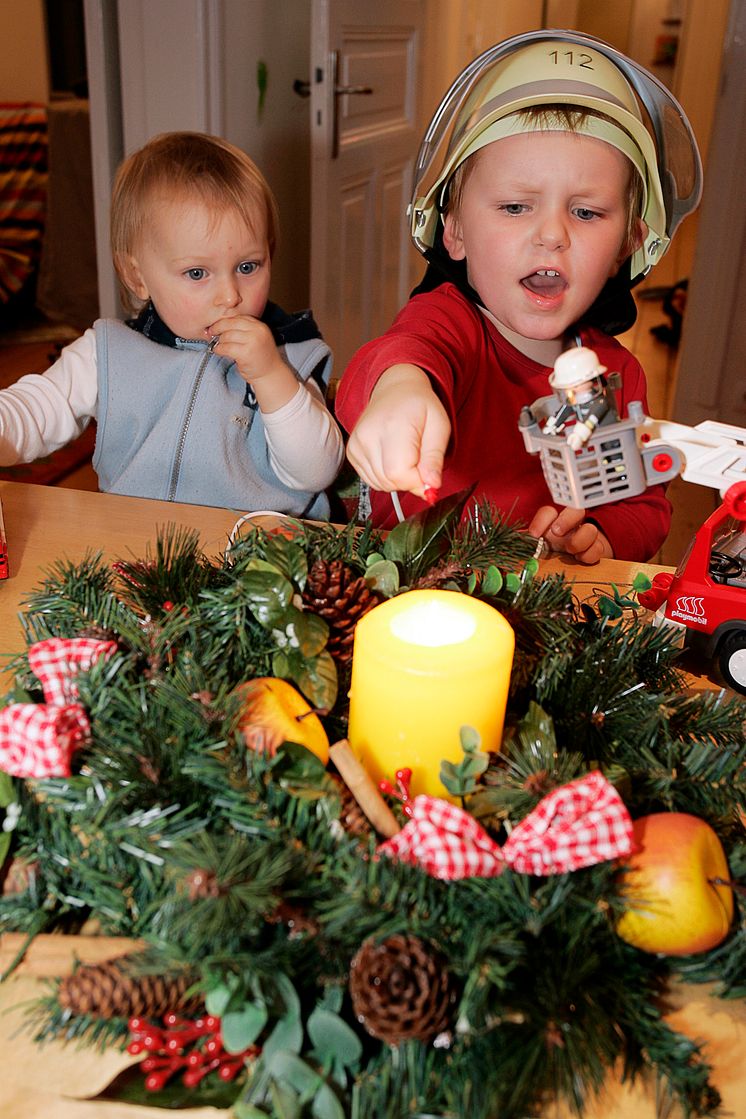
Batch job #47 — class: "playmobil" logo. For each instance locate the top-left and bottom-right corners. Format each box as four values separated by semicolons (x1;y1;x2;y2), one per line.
669;596;707;625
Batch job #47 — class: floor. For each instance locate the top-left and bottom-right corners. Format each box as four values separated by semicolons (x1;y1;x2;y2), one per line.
0;294;719;567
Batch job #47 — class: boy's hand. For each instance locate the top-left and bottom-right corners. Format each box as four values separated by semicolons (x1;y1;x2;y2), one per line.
528;505;613;565
346;364;450;499
210;315;297;412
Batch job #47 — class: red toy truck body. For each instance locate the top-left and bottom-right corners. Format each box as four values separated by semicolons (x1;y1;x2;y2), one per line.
640;482;746;693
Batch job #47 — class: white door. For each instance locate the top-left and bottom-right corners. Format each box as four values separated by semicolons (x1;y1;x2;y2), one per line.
310;0;426;376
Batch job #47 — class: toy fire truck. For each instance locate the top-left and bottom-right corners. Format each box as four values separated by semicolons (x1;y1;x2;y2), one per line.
520;356;746;694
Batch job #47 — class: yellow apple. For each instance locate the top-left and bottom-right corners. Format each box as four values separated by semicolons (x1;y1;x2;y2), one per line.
235;677;329;765
616;813;734;956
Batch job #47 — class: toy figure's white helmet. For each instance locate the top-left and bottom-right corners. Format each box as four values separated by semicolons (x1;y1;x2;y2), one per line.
410;29;702;285
549;347;608;390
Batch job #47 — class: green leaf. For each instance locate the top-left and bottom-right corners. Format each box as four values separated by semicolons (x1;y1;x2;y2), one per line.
263;1012;304;1061
523;557;539;579
265;1050;322;1096
205;978;236;1017
289;650;337;711
632;572;653;592
281;608;329;658
312;1081;346;1119
481;565;503;595
467;571;477;594
598;597;623;619
261;536;308;588
363;559;400;597
0;770;14;808
242;567;294;627
222;999;269;1053
505;572;522;594
460;726;482;753
308;1006;362;1071
0;832;11;866
382;486;474;577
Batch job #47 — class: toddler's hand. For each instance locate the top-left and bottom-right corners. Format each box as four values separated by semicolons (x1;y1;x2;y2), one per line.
346;364;451;499
210;315;296;412
528;505;613;565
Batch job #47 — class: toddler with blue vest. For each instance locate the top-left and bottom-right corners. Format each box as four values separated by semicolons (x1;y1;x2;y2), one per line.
0;132;344;518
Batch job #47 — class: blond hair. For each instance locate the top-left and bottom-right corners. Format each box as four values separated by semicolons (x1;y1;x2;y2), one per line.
444;106;645;261
110;131;279;314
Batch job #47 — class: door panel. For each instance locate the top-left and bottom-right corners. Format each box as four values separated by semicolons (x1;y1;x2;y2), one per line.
311;1;424;378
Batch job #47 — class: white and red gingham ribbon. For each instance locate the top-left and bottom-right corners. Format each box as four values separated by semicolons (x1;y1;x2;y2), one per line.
27;636;118;705
378;771;633;879
0;704;91;778
0;637;116;779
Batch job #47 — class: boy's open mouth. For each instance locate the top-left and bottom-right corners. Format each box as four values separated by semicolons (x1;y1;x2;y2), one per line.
521;269;566;297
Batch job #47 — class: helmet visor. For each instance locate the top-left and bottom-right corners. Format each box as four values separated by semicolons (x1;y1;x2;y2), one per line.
410;29;702;282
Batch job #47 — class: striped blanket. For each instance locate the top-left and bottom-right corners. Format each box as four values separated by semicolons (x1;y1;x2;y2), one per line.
0;103;48;304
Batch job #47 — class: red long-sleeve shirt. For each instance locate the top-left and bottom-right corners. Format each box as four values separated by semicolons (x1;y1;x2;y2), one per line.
335;283;670;561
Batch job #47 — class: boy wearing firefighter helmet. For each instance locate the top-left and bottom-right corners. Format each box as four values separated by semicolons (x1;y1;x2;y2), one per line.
336;30;701;562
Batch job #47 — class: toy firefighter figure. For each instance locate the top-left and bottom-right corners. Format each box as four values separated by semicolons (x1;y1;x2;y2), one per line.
544;346;620;451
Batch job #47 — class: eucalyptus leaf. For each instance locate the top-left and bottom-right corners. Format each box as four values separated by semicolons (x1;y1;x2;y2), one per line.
205;977;237;1017
505;572;522;594
481;565;503;595
222;999;269;1053
311;1081;346;1119
0;832;11;865
598;598;623;619
263;1012;304;1061
266;1050;322;1096
632;571;653;592
459;726;482;753
308;1006;363;1070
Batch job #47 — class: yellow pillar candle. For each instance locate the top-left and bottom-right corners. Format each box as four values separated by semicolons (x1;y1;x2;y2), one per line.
348;589;515;799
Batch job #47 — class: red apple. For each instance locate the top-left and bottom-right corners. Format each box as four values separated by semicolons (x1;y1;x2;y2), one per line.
616;813;734;956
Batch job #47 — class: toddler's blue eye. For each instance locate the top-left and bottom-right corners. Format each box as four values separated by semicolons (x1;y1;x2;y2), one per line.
186;268;206;280
575;208;597;221
238;261;259;275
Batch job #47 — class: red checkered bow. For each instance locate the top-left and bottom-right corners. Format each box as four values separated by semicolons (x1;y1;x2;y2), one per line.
378;771;633;880
27;637;118;705
0;703;91;778
0;638;115;779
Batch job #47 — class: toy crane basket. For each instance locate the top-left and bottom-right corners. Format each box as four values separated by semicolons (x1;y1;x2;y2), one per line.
519;399;682;510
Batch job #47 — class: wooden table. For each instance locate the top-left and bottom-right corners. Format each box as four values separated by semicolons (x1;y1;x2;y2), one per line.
0;481;744;1118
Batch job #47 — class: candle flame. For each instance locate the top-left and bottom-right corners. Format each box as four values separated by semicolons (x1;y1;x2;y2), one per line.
390;601;477;647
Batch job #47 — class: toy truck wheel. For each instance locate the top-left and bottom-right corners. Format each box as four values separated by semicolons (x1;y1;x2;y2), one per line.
717;631;746;694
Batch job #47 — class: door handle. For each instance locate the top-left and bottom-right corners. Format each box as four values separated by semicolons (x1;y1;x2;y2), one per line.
331;50;374;158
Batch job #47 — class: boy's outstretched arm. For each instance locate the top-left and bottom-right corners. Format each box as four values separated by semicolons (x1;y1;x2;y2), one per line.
345;364;451;499
529;505;613;565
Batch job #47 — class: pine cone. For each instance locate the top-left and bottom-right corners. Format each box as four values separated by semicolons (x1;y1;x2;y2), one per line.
58;955;202;1020
349;934;455;1044
303;559;380;664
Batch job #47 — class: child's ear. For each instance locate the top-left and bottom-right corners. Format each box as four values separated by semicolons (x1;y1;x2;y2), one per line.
118;254;149;301
442;213;466;261
613;218;647;274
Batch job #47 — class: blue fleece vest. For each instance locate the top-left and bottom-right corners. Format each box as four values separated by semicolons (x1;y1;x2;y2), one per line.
92;318;333;518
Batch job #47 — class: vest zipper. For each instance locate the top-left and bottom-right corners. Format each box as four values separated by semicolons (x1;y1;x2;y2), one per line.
167;348;212;501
